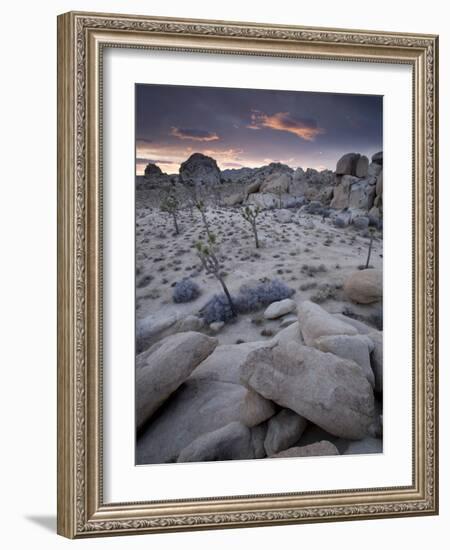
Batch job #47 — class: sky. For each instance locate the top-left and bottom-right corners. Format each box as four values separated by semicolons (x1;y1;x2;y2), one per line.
135;84;382;175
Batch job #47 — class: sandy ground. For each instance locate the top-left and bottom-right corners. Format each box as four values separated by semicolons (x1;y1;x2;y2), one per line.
136;189;383;346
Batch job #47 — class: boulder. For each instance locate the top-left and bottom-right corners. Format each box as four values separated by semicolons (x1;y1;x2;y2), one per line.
371;151;383;165
245;180;262;196
297;300;358;346
344;436;382;455
330;175;359;209
332;313;372;334
279;315;298;328
271;321;304;344
223;192;244;206
136;331;218;430
344;270;383;304
264;409;308;456
368;206;381;224
177;421;267;462
368;162;382;178
314;334;376;388
355;155;369;178
274;209;294;224
174;315;205;333
179;153;221;186
264;298;297;319
353;216;370;230
270;441;339;458
260;172;291;194
369;331;383;393
240;341;375;439
246;192;279;209
348;180;376;210
376;171;383;196
136;312;180;352
336;153;361;176
136;376;276;464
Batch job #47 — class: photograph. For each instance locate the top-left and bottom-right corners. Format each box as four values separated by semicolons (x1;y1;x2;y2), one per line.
134;84;384;465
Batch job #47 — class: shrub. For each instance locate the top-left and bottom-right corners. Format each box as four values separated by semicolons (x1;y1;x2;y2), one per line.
310;284;337;303
201;294;236;324
200;279;295;324
172;278;200;303
235;279;295;313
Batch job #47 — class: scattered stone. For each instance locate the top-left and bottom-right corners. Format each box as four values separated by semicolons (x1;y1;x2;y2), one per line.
353;216;370;230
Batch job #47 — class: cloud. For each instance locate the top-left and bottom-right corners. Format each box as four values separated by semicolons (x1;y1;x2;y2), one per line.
222;162;244;168
170;127;220;142
247;111;325;141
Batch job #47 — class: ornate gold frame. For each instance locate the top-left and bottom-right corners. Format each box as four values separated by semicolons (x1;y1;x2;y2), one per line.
57;11;439;538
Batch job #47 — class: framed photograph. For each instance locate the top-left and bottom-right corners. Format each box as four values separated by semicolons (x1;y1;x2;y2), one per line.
57;11;439;538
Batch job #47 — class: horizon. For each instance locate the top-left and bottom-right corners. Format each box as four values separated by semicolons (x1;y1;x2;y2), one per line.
136;84;383;176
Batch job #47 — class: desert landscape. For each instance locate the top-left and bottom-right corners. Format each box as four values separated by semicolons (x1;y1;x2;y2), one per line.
135;149;383;464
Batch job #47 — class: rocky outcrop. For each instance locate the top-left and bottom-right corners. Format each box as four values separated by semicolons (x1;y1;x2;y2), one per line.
343;269;383;304
136;331;218;431
331;152;383;220
179;153;221;186
240;341;375;439
137;163;172;189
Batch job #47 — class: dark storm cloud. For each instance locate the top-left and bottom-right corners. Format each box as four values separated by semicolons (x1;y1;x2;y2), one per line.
135;84;382;174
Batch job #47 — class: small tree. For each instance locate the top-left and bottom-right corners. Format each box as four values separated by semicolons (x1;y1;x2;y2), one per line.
195;199;213;239
241;205;261;248
364;227;376;269
195;233;236;317
276;185;283;209
160;192;180;235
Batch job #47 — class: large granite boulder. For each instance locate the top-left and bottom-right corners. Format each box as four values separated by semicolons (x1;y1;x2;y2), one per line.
270;441;339;458
314;334;376;388
369;331;383;393
330;175;359;209
240;341;375;439
264;409;308;456
355;155;369;178
348;179;376;210
246;192;279;209
179;153;221;186
336;153;361;176
259;172;291;194
177;421;267;462
344;270;383;304
136;331;218;430
297;300;358;346
371;151;383;165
